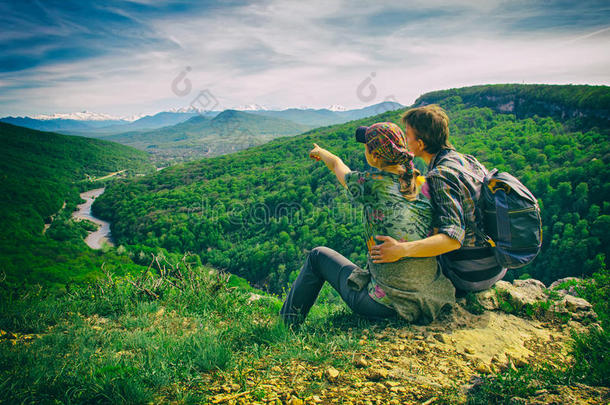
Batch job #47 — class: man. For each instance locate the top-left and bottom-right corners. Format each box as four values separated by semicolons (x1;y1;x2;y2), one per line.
370;105;506;294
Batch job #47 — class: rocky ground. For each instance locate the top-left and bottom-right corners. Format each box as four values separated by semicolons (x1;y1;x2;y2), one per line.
198;278;608;404
2;277;607;404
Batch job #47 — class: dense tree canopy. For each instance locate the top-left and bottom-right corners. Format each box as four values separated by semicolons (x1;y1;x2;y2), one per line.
0;123;155;290
94;85;610;293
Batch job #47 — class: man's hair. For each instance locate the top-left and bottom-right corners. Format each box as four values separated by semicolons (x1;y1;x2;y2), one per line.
401;104;453;154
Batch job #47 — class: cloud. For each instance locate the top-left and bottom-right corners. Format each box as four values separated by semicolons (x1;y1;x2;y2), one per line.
0;0;609;116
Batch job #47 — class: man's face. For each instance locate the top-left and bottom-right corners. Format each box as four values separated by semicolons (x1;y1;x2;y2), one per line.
404;124;424;157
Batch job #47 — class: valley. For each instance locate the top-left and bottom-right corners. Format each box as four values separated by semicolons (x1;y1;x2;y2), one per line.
1;84;608;404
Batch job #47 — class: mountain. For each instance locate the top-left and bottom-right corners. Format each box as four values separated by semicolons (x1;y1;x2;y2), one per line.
0;102;403;138
92;84;609;295
0;116;128;133
32;110;126;121
98;109;312;164
63;111;210;136
249;101;404;126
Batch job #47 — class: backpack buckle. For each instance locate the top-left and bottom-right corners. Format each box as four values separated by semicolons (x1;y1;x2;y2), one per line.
488;179;511;194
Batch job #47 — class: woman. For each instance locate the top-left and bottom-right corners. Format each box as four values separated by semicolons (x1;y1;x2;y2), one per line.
280;122;455;326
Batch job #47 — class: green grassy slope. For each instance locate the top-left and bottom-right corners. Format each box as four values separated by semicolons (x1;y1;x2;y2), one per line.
94;84;610;293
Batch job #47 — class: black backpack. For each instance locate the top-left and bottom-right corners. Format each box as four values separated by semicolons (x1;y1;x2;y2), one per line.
477;169;543;269
442;157;543;269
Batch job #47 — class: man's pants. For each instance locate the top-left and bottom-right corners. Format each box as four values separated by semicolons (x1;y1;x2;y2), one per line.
280;246;397;325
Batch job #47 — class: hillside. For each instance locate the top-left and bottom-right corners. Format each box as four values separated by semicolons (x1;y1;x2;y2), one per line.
415;84;610;129
0;122;155;238
1;254;607;404
0;122;155;288
99;110;313;164
93;84;610;294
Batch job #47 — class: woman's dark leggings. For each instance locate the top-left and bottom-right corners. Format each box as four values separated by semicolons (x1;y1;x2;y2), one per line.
280;246;397;325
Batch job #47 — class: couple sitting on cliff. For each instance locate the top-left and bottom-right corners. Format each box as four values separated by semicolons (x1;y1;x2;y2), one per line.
280;105;506;326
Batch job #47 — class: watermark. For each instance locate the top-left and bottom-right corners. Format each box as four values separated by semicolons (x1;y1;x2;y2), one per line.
170;67;258;156
181;179;411;230
171;66;193;97
356;71;401;116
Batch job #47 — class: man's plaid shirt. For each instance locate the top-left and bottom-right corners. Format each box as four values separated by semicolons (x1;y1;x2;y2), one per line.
425;148;489;247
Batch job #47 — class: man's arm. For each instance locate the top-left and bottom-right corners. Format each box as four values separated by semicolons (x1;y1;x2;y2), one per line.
370;233;461;263
309;143;351;188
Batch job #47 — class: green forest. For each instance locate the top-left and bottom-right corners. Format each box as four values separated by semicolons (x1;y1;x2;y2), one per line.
0;123;156;290
92;84;610;294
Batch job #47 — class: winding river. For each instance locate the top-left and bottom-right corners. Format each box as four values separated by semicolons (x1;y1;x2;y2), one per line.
72;188;114;249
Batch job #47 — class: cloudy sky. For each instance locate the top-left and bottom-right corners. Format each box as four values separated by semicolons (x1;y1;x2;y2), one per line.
1;0;609;118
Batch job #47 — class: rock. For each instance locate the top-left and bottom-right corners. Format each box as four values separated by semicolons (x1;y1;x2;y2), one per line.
366;368;389;381
353;355;368;368
476;362;492;374
549;277;581;295
325;366;339;382
247;293;263;303
494;280;513;291
475;289;500;310
563;295;592;312
513;278;546;290
496;279;547;309
288;396;304;405
433;333;446;343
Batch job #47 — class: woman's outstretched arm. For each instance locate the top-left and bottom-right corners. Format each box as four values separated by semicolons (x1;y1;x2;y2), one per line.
309;143;351;188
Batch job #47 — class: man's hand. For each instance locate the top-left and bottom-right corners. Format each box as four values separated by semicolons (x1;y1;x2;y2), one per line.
370;235;407;263
372;233;462;260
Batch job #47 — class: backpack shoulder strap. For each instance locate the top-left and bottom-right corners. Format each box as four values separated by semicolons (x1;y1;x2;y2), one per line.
434;155;499;247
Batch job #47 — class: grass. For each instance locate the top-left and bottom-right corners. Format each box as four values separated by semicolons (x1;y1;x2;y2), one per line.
2;254;608;403
0;253;384;404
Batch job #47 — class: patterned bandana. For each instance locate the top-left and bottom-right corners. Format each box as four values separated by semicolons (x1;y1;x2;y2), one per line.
361;122;414;174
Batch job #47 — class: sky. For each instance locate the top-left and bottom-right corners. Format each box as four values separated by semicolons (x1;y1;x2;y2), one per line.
1;0;609;118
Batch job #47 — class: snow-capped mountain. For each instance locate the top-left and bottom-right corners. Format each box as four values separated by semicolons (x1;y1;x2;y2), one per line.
120;113;148;122
236;104;267;111
30;110;149;122
32;110;123;121
2;101;403;136
327;104;347;112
